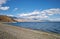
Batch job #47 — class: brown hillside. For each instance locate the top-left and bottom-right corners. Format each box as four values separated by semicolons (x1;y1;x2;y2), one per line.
0;15;16;22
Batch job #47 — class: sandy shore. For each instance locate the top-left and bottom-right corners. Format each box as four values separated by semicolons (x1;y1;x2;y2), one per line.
0;23;60;39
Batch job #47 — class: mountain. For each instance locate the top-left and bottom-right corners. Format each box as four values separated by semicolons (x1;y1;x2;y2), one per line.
0;15;17;22
9;16;18;19
10;17;26;22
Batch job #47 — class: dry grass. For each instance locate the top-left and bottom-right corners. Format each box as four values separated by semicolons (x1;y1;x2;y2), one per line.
0;15;16;22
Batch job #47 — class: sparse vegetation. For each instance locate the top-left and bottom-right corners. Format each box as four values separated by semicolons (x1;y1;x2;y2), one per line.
0;30;17;39
0;15;16;22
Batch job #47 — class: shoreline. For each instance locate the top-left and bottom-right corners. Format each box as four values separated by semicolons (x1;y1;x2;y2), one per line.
3;22;60;34
0;23;60;39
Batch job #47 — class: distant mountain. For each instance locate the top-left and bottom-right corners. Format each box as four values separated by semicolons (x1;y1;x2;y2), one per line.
9;17;25;22
10;16;51;22
9;17;18;19
11;17;51;22
0;15;17;22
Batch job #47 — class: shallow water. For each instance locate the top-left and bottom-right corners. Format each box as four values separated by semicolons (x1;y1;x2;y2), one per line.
7;22;60;34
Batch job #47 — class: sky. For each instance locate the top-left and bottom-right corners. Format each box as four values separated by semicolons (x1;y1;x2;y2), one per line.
0;0;60;21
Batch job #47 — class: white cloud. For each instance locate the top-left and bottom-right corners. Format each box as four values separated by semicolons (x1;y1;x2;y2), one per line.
13;8;18;11
0;6;9;10
42;8;60;15
17;8;60;21
18;10;48;20
18;10;40;17
0;0;10;10
49;18;60;21
6;14;14;17
0;0;7;5
0;13;14;17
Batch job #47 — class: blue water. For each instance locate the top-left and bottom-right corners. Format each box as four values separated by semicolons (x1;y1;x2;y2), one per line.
7;22;60;34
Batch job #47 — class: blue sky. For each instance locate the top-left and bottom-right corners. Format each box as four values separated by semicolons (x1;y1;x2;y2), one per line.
0;0;60;21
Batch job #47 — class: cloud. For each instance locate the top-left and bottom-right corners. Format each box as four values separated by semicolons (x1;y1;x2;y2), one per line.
42;8;60;15
18;10;48;21
0;6;10;10
13;8;18;11
0;0;7;5
18;10;40;17
0;13;14;17
17;8;60;21
0;0;10;10
6;14;14;17
49;18;60;21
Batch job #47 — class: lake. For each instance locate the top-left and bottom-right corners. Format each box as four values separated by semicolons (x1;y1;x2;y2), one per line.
7;22;60;34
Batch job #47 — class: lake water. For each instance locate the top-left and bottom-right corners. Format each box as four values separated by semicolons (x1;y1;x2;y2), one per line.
7;22;60;34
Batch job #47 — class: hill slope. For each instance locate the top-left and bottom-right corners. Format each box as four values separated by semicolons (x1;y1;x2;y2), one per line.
0;15;16;22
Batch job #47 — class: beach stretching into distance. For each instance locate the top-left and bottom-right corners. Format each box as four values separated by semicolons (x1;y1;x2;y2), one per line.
0;23;60;39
